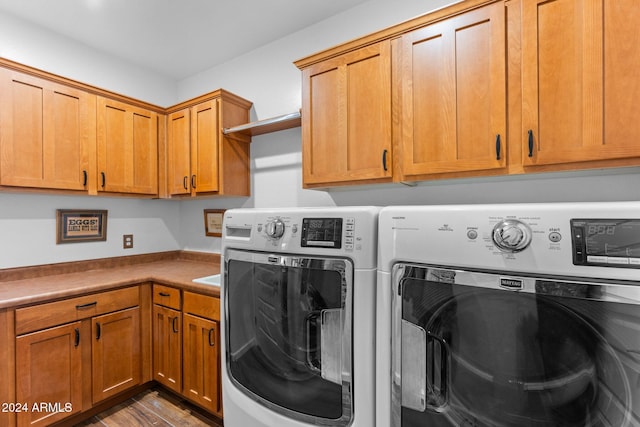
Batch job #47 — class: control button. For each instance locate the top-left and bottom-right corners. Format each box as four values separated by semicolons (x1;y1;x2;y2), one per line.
345;230;354;237
587;255;608;264
345;237;354;244
345;224;355;231
607;257;630;265
466;230;478;240
548;232;562;243
492;219;532;252
292;224;298;234
346;217;355;224
265;219;285;239
345;244;354;250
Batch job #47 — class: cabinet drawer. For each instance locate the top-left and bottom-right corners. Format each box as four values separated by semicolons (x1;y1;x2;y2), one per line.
183;291;220;321
153;284;181;310
15;286;139;335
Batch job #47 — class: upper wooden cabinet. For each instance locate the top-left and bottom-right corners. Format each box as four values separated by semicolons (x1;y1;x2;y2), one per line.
0;69;96;193
300;40;392;187
296;0;640;187
0;59;252;199
522;0;640;167
398;2;506;180
165;91;252;197
97;97;159;196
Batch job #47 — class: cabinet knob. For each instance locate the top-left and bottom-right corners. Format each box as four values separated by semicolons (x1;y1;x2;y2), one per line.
527;130;534;157
208;328;215;347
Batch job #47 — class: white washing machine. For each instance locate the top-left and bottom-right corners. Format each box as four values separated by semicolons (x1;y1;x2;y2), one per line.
377;202;640;427
221;206;379;427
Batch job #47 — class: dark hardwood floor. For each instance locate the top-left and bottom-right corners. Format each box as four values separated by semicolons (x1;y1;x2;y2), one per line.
74;388;222;427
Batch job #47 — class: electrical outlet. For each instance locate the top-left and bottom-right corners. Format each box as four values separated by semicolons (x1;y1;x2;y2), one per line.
123;234;134;249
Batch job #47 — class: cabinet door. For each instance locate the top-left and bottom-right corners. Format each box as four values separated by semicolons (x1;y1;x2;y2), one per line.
92;307;141;403
522;0;640;165
15;322;83;427
152;304;182;393
191;99;220;194
301;40;392;186
183;313;220;415
167;108;192;196
399;2;506;178
97;97;158;195
0;70;94;191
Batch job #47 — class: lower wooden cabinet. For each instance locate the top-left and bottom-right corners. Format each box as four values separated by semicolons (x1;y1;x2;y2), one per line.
92;307;141;403
15;322;83;427
152;304;182;393
151;285;222;417
182;313;220;414
13;287;143;427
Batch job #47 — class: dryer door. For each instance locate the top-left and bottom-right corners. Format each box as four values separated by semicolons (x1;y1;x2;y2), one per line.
392;264;638;427
225;250;353;426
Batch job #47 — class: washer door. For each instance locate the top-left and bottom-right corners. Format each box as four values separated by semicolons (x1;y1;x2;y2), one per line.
393;265;635;427
225;250;353;426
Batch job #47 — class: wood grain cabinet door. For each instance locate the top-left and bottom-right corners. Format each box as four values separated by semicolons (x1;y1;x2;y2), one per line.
0;70;95;192
15;322;83;427
399;1;507;179
152;304;182;393
97;97;158;195
190;99;221;194
167;108;192;196
92;307;141;404
182;313;220;415
301;40;392;186
522;0;640;166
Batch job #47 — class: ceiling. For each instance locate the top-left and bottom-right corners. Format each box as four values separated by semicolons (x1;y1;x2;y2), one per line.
0;0;369;80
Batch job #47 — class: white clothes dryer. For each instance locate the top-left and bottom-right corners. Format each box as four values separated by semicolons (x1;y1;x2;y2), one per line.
221;207;380;427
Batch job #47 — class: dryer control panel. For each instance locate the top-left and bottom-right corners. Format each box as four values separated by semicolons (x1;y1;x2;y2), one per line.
301;217;344;249
571;219;640;268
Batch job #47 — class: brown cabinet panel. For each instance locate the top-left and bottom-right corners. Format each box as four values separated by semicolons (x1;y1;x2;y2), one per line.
183;291;220;321
301;40;392;186
15;286;139;335
167;108;191;196
0;69;95;192
152;284;181;310
15;322;83;427
182;313;220;415
522;0;640;166
399;2;506;178
97;97;158;195
152;304;182;393
92;307;141;403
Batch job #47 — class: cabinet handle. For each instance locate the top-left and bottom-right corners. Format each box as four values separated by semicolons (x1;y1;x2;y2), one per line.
183;176;188;190
208;328;215;347
82;170;88;186
527;130;534;157
172;317;179;333
101;172;106;188
191;174;197;189
495;134;501;161
96;322;101;340
76;301;97;310
159;292;170;297
382;149;388;171
74;328;80;347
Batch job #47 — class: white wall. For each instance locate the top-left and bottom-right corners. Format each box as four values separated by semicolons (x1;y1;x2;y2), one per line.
1;0;640;268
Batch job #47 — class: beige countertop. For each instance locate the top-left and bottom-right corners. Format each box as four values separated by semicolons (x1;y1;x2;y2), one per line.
0;252;221;309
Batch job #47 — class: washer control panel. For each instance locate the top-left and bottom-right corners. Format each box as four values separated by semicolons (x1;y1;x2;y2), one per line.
571;219;640;268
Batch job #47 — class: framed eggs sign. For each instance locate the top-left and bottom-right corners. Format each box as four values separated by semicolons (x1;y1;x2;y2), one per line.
56;209;108;244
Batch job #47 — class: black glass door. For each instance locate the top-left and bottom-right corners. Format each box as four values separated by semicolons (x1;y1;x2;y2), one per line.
393;265;640;427
225;250;353;426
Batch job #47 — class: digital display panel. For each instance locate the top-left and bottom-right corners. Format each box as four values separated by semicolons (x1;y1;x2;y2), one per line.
301;218;342;248
571;219;640;267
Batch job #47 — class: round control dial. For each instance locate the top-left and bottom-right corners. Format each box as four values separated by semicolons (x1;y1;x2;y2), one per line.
492;219;532;252
265;219;285;239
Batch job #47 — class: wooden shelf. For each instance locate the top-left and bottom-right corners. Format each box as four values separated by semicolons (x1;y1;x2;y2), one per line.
223;111;301;137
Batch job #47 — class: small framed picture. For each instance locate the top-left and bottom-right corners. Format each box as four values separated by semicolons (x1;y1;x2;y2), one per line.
204;209;225;237
56;209;108;244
